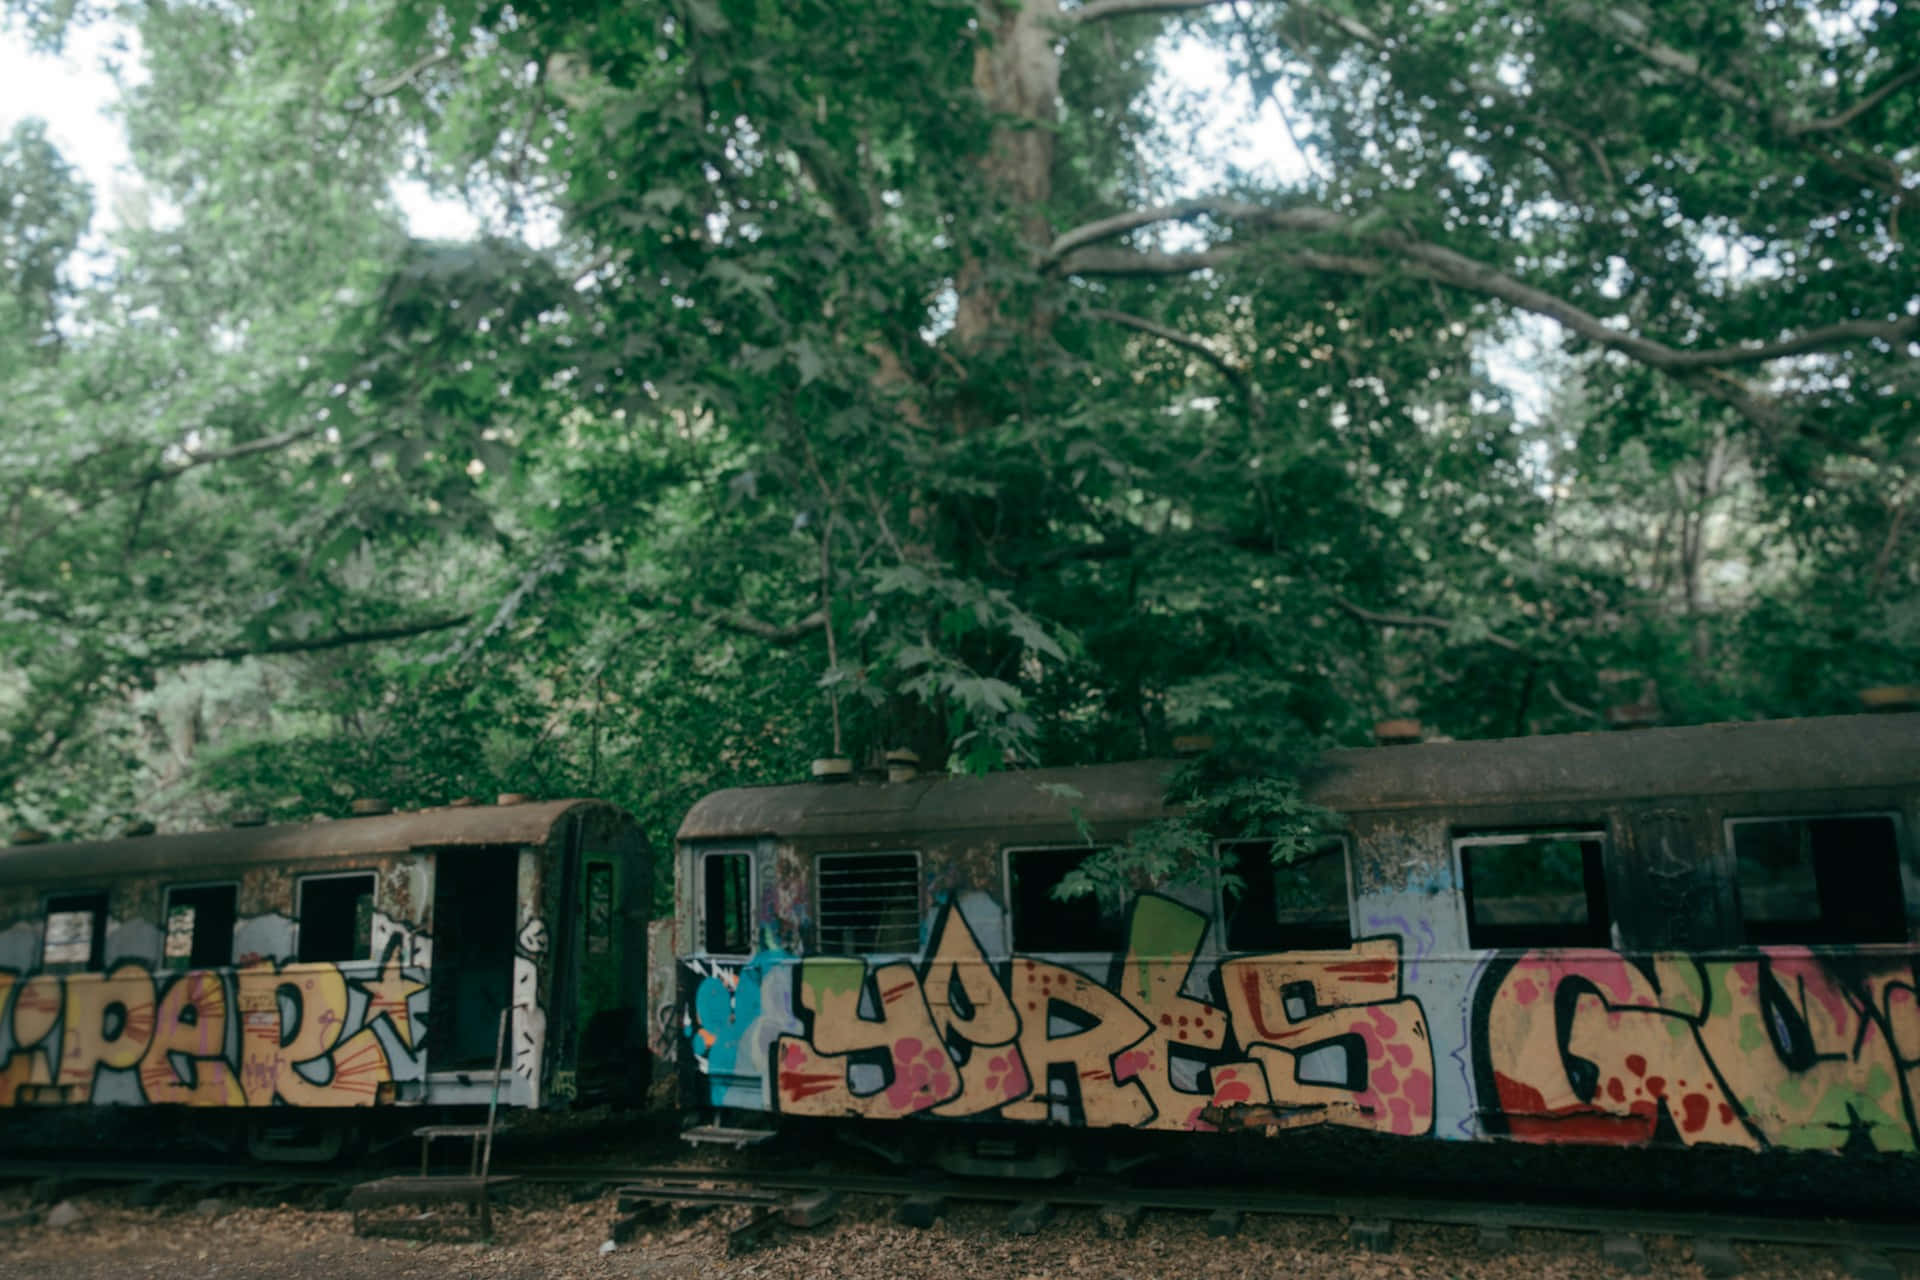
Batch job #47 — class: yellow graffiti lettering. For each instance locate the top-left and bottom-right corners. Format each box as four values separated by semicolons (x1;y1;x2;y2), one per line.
1221;938;1433;1136
140;970;245;1106
56;964;156;1101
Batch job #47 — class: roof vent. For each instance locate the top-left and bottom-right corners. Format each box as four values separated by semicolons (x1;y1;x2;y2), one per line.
1373;718;1423;746
1605;703;1661;729
350;797;392;817
885;748;921;783
230;810;266;828
496;793;531;807
810;757;854;784
1860;685;1920;713
1599;671;1660;729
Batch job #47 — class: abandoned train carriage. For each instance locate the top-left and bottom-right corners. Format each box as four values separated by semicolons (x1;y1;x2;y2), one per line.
674;713;1920;1161
0;798;648;1155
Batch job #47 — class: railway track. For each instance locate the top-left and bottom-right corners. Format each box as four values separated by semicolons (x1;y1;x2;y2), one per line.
516;1160;1920;1276
6;1150;1917;1277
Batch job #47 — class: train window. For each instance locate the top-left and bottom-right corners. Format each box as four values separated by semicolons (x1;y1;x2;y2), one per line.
297;873;376;963
1006;847;1124;952
42;890;107;969
585;862;614;956
1458;830;1611;949
700;851;753;955
815;851;921;954
1729;814;1907;945
163;883;238;969
1221;839;1353;952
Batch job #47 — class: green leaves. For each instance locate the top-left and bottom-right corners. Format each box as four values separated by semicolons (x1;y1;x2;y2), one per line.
3;0;1915;845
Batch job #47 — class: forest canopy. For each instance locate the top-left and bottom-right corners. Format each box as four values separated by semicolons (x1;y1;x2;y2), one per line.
2;0;1915;853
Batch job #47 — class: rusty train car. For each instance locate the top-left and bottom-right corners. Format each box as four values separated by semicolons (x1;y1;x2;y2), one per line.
0;798;649;1158
672;713;1920;1168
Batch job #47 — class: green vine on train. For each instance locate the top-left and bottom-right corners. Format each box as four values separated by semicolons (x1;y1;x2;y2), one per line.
1049;741;1335;905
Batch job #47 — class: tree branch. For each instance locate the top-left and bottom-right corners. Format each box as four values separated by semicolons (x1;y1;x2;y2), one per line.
1545;678;1603;723
1069;0;1225;23
352;50;452;105
1067;0;1382;44
1333;594;1528;654
1562;3;1759;115
1083;308;1260;417
1790;63;1920;136
1055;245;1239;276
157;613;475;665
1048;198;1332;260
633;591;826;643
1051;200;1918;436
146;421;333;483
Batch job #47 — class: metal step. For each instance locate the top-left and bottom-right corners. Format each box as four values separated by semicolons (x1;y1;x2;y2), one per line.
347;1174;519;1239
347;1174;518;1207
679;1124;777;1149
412;1124;499;1140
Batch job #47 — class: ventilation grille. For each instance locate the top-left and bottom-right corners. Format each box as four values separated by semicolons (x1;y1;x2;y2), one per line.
817;852;921;953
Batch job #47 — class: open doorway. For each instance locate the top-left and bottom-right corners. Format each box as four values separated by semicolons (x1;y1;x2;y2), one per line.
428;847;519;1069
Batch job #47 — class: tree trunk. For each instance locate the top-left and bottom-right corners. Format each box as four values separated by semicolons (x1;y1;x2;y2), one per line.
952;0;1061;352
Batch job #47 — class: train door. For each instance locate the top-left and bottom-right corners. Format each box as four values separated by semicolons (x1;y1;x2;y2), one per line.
428;846;519;1068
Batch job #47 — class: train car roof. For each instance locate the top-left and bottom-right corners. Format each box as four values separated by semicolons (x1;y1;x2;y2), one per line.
677;713;1920;841
0;798;626;886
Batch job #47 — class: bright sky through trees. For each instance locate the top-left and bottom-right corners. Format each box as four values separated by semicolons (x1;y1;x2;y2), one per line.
1;22;479;240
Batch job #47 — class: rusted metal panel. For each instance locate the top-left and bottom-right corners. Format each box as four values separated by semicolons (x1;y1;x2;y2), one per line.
1307;714;1920;814
678;761;1177;843
678;715;1920;845
1621;808;1725;950
0;799;619;888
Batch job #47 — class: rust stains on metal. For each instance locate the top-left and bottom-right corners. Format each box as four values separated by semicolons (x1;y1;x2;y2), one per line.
679;760;1177;843
677;714;1920;845
0;799;621;888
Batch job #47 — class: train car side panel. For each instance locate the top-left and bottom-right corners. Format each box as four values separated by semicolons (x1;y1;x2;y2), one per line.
0;799;646;1119
673;715;1920;1158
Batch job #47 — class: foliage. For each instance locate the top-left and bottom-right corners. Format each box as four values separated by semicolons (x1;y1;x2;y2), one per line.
1054;740;1337;903
0;0;1915;860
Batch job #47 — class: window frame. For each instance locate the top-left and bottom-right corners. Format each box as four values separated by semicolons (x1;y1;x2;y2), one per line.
1213;836;1357;953
162;879;241;970
584;860;615;957
1002;843;1125;955
695;848;756;959
294;870;379;964
41;889;109;971
1724;810;1909;947
1455;827;1613;950
812;849;924;956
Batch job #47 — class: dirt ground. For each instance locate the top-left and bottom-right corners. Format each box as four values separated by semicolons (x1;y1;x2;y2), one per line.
1;1182;1912;1280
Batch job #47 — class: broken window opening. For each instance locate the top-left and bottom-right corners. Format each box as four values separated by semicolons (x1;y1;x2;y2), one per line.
1459;830;1611;949
700;851;753;955
1730;814;1907;945
43;890;108;970
1006;846;1124;953
297;873;376;964
164;883;238;970
586;861;614;956
1221;838;1353;952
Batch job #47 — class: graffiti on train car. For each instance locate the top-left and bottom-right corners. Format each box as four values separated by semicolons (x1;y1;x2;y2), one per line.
1474;947;1920;1153
0;937;428;1107
683;893;1437;1135
681;892;1920;1154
